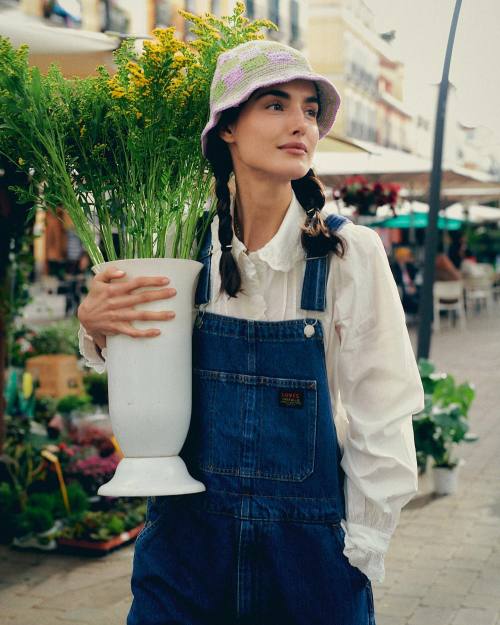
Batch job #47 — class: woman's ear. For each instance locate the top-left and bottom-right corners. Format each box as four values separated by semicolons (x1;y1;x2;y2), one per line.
218;123;235;146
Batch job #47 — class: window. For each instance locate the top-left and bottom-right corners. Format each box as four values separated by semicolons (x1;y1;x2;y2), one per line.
246;0;255;18
211;0;221;13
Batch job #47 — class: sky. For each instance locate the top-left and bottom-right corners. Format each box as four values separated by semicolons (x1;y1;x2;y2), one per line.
366;0;500;144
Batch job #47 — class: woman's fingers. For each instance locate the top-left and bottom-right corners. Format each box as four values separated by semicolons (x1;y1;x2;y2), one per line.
94;268;125;283
109;287;176;310
111;275;170;294
113;322;162;339
118;310;175;322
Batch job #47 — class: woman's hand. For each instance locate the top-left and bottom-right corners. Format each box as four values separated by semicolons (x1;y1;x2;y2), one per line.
77;268;176;350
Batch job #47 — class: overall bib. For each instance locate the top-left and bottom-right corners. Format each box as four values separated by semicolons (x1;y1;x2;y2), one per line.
127;214;376;625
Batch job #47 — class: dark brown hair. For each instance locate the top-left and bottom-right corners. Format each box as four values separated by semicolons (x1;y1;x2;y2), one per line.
205;106;347;298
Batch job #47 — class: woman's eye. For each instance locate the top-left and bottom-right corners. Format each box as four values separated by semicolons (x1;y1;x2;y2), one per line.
267;102;318;118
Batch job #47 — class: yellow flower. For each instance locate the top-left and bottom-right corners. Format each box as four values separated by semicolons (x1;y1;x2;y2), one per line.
22;372;33;399
136;111;143;119
111;87;126;99
18;157;25;166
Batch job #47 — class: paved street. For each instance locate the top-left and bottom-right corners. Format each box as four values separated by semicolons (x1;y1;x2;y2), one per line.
1;307;499;625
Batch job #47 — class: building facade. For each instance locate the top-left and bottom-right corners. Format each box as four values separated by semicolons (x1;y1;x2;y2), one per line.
308;0;412;152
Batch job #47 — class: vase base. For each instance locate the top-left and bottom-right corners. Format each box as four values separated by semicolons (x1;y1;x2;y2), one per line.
97;456;206;497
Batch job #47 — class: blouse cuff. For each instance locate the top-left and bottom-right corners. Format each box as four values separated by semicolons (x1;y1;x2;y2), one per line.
78;325;107;374
341;519;391;583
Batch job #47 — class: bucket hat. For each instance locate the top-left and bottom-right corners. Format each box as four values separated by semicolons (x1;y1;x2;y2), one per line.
201;39;341;158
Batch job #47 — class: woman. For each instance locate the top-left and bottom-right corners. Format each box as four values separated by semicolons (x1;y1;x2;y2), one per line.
78;40;424;625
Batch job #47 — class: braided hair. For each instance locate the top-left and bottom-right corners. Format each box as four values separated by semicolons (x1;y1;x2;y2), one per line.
205;107;347;299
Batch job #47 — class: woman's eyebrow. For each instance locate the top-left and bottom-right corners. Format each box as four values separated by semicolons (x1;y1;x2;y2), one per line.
253;89;319;105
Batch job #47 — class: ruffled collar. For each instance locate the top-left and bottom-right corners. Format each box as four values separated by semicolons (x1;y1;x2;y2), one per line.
210;189;307;272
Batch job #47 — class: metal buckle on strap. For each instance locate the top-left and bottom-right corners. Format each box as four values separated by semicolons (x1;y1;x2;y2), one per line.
195;302;208;328
199;243;213;261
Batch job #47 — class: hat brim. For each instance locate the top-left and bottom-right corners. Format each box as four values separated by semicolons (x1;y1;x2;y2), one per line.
201;73;341;159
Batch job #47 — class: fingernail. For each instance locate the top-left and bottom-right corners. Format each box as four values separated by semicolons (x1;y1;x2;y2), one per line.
115;270;125;275
161;278;169;284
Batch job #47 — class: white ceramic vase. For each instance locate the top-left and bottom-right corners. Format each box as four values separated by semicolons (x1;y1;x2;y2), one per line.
93;258;206;497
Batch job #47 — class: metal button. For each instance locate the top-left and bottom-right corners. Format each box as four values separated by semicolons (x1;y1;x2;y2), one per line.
304;324;315;338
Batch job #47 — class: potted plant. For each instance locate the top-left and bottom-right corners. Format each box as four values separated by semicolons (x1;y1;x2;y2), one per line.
413;359;478;494
0;4;277;496
333;175;400;224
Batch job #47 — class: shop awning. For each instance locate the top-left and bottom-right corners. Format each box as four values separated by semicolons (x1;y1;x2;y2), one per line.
0;8;120;76
371;213;463;230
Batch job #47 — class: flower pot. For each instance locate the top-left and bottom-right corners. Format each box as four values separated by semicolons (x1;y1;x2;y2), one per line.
432;463;461;495
93;258;206;497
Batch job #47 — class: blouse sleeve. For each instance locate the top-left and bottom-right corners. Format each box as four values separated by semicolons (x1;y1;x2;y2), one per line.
78;324;107;374
328;224;425;583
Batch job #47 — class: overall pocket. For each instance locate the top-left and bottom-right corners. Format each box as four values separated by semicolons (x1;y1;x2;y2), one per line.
134;496;169;547
191;368;318;482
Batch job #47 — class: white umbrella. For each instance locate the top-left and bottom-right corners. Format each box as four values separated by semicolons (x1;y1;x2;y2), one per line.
443;203;500;223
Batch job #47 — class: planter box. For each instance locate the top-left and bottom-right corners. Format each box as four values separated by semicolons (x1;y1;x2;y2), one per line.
26;354;84;398
56;522;144;554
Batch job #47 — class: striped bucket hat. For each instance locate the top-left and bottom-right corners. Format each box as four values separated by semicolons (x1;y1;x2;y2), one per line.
201;39;341;158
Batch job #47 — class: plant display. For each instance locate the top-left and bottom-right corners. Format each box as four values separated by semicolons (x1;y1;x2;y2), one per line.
58;500;147;542
333;175;401;216
413;359;478;470
0;3;277;264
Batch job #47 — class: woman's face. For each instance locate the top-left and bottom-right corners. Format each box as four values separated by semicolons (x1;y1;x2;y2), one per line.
218;79;320;182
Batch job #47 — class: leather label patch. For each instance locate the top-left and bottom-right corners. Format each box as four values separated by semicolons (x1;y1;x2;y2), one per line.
278;390;304;409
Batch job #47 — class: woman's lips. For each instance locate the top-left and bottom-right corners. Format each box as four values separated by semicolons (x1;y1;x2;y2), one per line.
280;147;307;155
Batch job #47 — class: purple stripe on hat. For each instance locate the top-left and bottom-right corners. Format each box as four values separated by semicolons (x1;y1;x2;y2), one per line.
223;67;244;89
267;51;295;63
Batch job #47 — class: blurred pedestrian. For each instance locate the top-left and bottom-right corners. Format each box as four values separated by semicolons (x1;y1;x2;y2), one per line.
391;246;420;314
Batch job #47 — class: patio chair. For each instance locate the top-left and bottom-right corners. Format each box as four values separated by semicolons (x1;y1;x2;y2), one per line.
463;271;494;314
433;280;466;331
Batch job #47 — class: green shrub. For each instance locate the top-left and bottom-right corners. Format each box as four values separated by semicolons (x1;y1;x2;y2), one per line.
83;372;108;405
56;393;91;415
29;318;80;357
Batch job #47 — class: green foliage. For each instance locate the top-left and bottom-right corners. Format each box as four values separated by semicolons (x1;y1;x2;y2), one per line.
56;393;92;415
34;395;58;424
414;359;478;469
16;505;54;535
59;500;146;542
467;225;500;264
83;371;108;406
28;318;80;357
0;480;90;539
0;4;278;263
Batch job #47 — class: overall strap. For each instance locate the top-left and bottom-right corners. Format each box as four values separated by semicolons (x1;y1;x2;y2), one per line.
195;212;352;310
194;214;214;307
300;213;352;312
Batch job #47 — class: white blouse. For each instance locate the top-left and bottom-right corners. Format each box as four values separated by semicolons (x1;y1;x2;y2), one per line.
79;189;425;584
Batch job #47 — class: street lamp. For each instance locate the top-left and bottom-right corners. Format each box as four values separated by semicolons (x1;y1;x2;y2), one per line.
417;0;463;360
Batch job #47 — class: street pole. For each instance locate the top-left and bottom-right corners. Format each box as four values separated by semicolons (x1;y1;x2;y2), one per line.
417;0;463;360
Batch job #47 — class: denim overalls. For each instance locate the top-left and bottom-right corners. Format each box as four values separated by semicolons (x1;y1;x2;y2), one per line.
127;214;376;625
